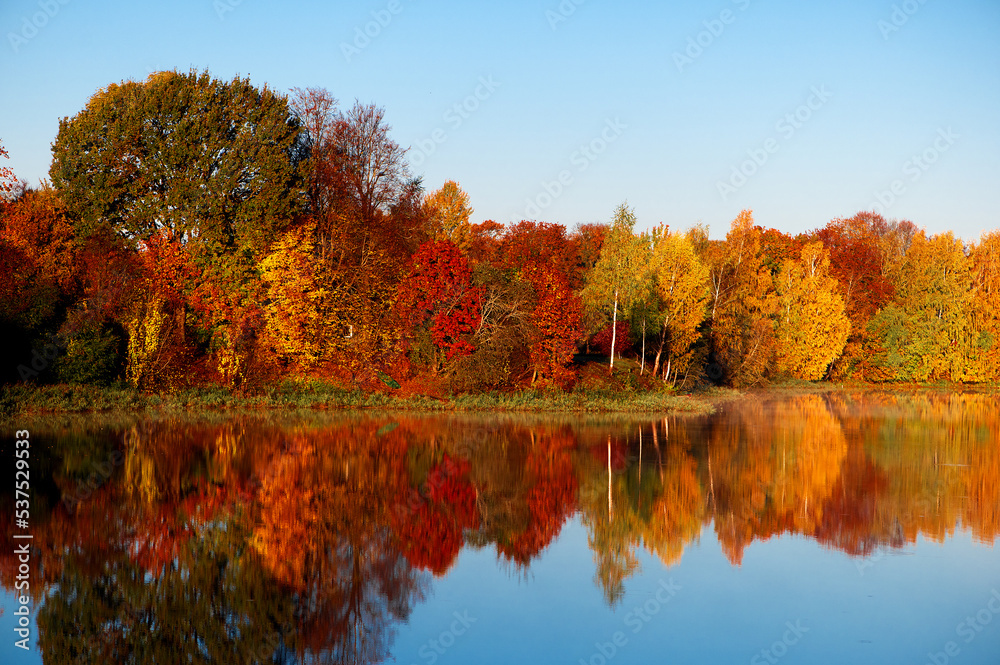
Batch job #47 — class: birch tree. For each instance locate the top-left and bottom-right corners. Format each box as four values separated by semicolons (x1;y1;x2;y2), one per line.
582;203;649;370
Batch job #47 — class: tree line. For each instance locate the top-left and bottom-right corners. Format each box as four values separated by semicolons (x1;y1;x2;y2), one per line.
2;69;998;391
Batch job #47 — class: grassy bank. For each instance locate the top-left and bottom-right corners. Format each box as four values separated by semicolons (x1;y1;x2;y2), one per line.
2;381;740;418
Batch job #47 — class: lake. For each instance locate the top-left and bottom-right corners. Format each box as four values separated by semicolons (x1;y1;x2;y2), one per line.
2;390;999;664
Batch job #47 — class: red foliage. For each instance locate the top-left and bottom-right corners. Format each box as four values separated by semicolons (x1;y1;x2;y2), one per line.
591;320;632;357
396;240;482;362
522;262;582;385
501;221;577;281
568;223;608;288
391;454;479;575
813;212;896;323
498;433;578;565
75;230;143;319
467;219;505;265
137;230;198;308
589;438;630;471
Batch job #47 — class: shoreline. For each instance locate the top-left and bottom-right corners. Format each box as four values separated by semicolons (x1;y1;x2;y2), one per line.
2;381;745;418
4;380;997;420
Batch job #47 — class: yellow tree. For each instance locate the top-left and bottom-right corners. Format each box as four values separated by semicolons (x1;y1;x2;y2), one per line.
964;231;1000;382
582;203;650;370
774;242;851;380
257;221;339;371
423;180;473;253
649;225;709;384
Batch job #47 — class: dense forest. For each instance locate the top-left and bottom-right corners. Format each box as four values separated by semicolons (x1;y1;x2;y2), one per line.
3;69;999;393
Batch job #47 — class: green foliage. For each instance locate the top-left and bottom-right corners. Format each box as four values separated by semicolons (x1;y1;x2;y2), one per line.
867;232;971;382
50;70;307;260
54;323;126;386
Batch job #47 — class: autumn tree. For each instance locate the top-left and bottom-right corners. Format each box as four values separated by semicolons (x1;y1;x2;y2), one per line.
569;222;608;289
582;203;649;369
706;210;777;386
758;226;803;276
773;242;851;380
648;225;710;384
501;221;578;283
868;231;971;381
256;221;339;372
334;100;412;226
522;262;583;386
0;140;17;199
464;219;505;267
0;186;86;382
396;240;482;373
813;212;895;323
811;212;910;379
288;89;425;383
965;231;1000;381
423;180;474;252
289;86;340;216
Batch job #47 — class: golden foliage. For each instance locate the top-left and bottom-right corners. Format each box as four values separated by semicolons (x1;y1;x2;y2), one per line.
774;242;851;380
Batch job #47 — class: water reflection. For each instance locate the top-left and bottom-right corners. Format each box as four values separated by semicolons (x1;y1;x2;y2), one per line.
2;391;998;663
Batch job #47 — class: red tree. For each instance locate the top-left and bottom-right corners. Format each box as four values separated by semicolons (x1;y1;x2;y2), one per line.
522;262;582;386
813;212;896;323
501;221;577;282
396;240;483;368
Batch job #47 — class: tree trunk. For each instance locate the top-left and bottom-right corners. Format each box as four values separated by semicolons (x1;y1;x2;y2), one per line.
609;289;618;371
652;323;667;377
640;319;645;374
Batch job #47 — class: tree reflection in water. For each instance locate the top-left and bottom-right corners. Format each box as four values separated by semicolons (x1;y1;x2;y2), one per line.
2;391;997;663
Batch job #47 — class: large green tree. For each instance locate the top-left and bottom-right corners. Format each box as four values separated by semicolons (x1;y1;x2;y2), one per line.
50;70;308;259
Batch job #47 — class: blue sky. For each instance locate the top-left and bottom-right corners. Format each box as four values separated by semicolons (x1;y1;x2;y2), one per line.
1;0;997;240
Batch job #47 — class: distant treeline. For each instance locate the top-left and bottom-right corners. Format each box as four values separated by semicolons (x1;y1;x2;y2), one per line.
2;69;998;392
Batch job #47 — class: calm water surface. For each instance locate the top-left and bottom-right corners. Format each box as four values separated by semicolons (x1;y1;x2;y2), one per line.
2;390;999;664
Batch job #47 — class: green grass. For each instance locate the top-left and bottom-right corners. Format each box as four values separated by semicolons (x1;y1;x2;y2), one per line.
2;380;739;418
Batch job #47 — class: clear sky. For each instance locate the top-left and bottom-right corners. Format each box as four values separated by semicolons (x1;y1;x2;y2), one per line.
1;0;997;240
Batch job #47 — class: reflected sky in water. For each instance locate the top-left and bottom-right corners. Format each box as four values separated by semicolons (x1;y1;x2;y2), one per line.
2;390;999;663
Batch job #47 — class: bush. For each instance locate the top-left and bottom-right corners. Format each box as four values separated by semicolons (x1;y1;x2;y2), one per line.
54;323;126;386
